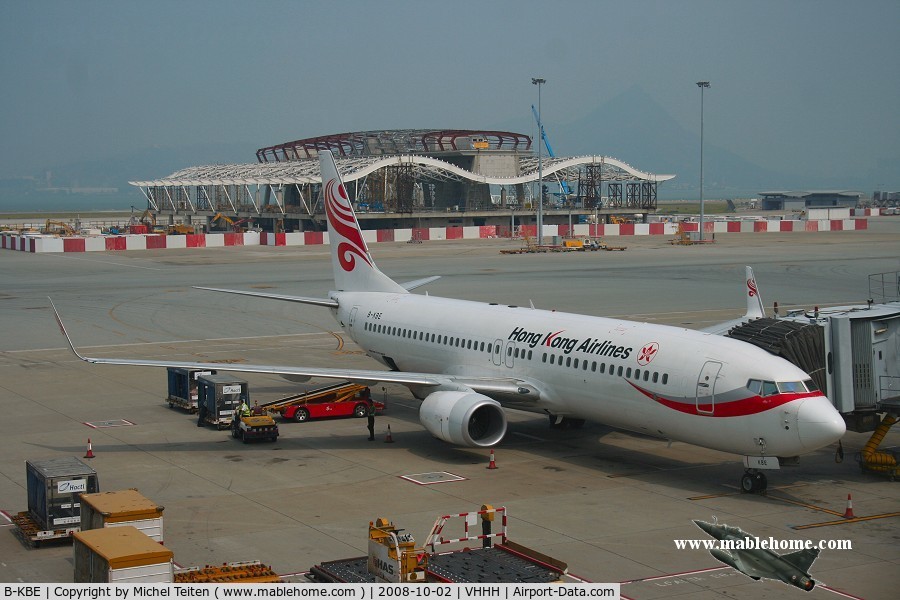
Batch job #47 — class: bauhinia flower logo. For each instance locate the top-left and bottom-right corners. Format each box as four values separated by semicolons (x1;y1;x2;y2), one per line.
637;342;659;366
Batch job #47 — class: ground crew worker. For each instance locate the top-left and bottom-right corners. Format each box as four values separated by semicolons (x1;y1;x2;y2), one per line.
367;402;376;441
364;388;376;441
239;400;251;418
197;400;208;427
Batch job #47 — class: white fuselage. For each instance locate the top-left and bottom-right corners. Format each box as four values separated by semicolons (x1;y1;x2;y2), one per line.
332;291;845;457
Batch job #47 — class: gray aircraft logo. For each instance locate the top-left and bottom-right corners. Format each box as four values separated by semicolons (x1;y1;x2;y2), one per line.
693;519;819;591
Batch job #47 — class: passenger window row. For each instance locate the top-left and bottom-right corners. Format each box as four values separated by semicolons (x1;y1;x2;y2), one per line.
363;321;535;361
363;321;674;386
541;351;669;385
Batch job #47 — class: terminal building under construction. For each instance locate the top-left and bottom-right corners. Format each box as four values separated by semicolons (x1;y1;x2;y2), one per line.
130;129;675;233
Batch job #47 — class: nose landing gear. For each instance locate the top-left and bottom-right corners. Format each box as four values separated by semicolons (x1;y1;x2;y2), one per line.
741;470;768;494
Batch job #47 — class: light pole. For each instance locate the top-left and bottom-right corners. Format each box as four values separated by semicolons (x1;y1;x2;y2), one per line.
532;77;546;245
696;81;710;241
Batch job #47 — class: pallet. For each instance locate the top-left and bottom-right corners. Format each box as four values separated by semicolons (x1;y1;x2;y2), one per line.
175;561;280;583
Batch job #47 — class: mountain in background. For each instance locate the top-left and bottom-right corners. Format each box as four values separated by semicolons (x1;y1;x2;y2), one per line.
0;142;252;212
3;87;888;213
499;86;880;198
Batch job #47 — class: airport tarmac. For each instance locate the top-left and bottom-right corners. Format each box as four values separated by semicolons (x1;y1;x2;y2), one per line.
1;220;899;597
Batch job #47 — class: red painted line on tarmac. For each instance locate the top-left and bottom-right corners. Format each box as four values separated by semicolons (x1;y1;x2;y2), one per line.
621;564;865;599
621;565;728;584
0;509;14;524
819;584;867;600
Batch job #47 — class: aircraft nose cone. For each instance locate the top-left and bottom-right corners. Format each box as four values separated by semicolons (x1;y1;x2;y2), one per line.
798;396;846;450
693;520;716;537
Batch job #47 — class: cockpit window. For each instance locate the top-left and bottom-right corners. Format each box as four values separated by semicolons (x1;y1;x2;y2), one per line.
777;381;806;393
761;381;778;396
746;379;762;394
803;379;819;392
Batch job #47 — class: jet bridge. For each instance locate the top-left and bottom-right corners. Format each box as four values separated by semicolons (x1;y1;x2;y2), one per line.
726;297;900;433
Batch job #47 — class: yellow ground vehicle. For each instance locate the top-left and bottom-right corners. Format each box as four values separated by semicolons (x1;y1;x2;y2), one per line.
231;410;279;443
167;224;196;235
210;213;253;232
42;220;76;236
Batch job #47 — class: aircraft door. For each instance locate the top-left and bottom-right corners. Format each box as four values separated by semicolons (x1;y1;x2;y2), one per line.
348;306;359;342
696;360;721;415
504;341;516;368
492;339;503;366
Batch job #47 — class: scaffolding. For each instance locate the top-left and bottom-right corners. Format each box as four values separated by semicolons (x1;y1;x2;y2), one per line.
578;164;603;209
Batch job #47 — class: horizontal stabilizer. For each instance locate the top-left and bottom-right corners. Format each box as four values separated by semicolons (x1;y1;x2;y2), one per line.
401;276;441;291
194;286;338;308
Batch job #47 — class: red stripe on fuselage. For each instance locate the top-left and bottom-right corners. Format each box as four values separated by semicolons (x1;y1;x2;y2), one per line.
626;380;819;417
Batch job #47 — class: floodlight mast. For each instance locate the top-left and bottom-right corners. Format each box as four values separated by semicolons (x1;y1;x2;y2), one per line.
697;81;710;242
532;77;546;246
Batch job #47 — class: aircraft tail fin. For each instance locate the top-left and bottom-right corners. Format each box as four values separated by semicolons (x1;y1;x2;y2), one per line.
744;266;766;320
319;150;406;294
781;548;820;573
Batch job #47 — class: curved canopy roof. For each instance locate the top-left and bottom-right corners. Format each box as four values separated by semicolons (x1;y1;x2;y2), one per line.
256;129;533;161
130;155;674;188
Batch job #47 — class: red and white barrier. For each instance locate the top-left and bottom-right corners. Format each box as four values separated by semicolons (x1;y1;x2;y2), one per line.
0;217;873;254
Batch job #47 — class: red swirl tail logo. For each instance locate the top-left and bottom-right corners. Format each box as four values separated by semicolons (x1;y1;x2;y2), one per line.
324;178;372;273
747;278;758;297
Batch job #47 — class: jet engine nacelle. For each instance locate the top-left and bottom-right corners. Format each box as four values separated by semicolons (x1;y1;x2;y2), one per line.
419;391;507;447
791;574;816;591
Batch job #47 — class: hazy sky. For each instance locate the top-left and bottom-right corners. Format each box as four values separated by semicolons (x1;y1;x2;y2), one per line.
2;0;898;185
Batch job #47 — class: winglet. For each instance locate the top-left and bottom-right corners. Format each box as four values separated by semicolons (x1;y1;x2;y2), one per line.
744;266;766;320
48;298;91;363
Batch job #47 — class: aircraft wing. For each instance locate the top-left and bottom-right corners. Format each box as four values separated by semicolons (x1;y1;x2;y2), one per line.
50;299;542;399
725;552;770;580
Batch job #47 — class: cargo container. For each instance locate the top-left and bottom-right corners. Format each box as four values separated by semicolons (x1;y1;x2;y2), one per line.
80;489;165;542
166;367;216;412
198;374;249;429
73;526;174;583
13;457;100;545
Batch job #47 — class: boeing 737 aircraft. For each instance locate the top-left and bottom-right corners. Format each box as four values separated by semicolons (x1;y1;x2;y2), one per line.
52;150;845;493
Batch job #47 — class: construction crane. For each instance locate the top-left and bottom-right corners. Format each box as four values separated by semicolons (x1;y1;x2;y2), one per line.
531;104;573;198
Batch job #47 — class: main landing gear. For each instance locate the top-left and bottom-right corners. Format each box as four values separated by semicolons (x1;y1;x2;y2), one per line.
741;469;768;494
548;414;585;429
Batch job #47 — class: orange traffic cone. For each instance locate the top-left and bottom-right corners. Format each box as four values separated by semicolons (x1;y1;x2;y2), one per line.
384;424;395;443
842;493;855;519
486;449;498;469
84;438;95;459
